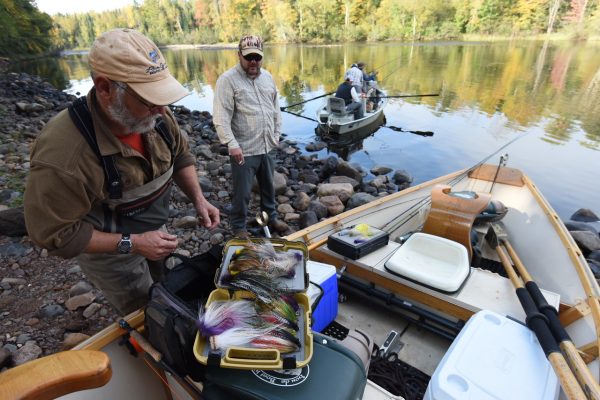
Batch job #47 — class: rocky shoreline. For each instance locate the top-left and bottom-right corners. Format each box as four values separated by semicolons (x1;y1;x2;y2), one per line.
0;71;415;369
1;71;599;372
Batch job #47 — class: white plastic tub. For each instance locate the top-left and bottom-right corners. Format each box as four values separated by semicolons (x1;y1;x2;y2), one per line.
424;310;559;400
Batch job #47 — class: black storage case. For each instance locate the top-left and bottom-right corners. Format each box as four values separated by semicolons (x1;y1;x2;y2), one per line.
201;333;367;400
328;225;389;260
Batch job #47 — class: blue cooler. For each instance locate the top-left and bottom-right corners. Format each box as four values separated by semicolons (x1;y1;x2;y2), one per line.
306;261;338;332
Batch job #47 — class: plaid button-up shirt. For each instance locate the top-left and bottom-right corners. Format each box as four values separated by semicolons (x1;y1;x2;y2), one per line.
213;64;281;156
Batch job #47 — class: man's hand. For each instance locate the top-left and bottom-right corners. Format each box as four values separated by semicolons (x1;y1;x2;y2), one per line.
230;147;245;165
194;198;221;229
131;230;178;261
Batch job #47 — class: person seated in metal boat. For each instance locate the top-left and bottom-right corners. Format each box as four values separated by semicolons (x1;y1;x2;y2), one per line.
335;77;364;120
366;81;382;112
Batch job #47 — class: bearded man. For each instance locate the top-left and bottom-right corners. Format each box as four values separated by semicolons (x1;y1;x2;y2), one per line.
24;29;220;315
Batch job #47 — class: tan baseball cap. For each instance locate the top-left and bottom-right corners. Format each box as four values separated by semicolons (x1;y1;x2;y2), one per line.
89;28;189;106
238;35;263;57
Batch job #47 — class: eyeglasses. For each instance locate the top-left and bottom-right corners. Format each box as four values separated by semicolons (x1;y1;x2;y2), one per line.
112;81;157;110
243;53;263;62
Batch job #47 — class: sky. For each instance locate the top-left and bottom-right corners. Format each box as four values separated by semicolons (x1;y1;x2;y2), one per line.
35;0;135;15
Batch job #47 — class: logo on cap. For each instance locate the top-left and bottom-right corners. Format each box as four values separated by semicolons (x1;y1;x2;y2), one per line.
239;35;264;56
149;50;160;63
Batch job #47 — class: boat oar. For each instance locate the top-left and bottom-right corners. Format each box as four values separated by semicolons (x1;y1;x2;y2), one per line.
491;223;600;400
280;91;336;110
382;125;434;137
484;227;587;400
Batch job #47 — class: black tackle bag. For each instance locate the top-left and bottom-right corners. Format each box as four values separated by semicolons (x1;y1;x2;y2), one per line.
144;245;222;381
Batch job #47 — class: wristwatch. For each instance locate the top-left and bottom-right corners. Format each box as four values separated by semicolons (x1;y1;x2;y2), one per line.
117;233;133;254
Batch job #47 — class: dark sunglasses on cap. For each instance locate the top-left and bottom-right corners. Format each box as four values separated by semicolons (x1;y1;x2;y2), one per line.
243;53;263;62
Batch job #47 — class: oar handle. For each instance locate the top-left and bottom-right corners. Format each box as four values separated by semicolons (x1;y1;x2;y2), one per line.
495;247;587;399
504;240;600;400
548;352;589;400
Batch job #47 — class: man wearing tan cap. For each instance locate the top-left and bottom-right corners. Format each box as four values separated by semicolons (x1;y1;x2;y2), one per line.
213;34;287;238
24;28;220;315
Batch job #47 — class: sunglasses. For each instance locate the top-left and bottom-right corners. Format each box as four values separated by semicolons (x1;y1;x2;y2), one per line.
243;53;263;62
112;81;157;110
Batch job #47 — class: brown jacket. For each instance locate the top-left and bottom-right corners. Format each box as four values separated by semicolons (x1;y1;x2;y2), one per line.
24;90;194;258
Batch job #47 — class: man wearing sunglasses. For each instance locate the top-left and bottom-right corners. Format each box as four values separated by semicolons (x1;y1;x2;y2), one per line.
24;29;220;315
213;35;287;238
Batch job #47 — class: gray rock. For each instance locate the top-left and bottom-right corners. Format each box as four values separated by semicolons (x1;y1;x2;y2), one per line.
571;209;599;223
69;281;93;297
370;165;392;175
336;161;363;183
317;183;354;199
173;216;198;229
0;242;29;258
16;334;32;345
299;211;319;228
0;207;26;236
392;170;413;186
308;201;328;220
329;175;359;189
347;193;377;210
292;192;311;211
319;196;345;216
39;304;65;319
209;233;225;245
0;348;11;369
570;231;600;254
564;220;598;234
83;303;102;318
65;292;96;311
277;203;295;214
1;277;26;286
12;341;42;366
274;171;287;195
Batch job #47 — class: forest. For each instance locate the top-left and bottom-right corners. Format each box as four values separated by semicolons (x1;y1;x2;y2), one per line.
0;0;599;57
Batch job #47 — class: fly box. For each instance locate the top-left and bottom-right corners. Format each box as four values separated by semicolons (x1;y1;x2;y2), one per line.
193;238;313;370
328;224;389;260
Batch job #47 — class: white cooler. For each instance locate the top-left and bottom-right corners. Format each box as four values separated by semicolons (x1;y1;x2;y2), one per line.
424;310;559;400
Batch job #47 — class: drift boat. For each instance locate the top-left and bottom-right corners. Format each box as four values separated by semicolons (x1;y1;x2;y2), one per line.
2;161;599;400
316;86;387;135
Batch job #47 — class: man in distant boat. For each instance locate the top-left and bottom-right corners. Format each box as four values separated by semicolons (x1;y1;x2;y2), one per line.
23;28;220;315
213;34;287;239
344;62;364;94
335;77;364;120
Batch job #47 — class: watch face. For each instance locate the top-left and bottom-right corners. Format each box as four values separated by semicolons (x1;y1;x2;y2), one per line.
118;235;132;254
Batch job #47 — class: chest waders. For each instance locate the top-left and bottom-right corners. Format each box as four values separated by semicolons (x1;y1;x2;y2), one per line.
67;97;177;314
68;97;175;233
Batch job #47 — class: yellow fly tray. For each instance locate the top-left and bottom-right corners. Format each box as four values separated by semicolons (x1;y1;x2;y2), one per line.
193;288;313;370
215;238;309;292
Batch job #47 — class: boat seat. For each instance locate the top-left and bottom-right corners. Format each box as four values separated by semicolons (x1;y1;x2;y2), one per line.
422;184;491;261
384;185;491;293
327;97;349;116
385;232;470;293
0;350;111;400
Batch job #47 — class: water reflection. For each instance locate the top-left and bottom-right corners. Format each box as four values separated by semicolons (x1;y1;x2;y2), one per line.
8;41;600;218
316;113;386;160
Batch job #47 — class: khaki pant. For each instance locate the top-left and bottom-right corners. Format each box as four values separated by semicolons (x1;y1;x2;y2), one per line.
76;252;165;315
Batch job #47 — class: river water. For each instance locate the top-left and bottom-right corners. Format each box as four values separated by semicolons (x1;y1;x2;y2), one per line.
11;40;600;220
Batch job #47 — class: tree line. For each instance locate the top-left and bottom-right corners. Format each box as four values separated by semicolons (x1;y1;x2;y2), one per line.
1;0;599;57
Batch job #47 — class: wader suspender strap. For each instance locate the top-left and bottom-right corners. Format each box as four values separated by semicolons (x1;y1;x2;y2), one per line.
68;96;175;199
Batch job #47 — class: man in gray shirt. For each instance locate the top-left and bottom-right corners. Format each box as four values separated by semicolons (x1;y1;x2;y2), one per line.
213;35;287;238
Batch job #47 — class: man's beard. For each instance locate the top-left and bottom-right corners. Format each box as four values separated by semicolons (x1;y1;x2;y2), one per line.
107;88;159;135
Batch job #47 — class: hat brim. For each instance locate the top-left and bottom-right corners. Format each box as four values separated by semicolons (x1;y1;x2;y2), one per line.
240;48;264;57
129;74;189;106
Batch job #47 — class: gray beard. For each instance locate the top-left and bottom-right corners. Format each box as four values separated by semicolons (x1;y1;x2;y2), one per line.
107;89;158;135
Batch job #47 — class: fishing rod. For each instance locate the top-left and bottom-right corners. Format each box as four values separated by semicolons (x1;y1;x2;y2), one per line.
382;133;529;234
379;94;439;99
281;91;336;111
281;109;319;122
